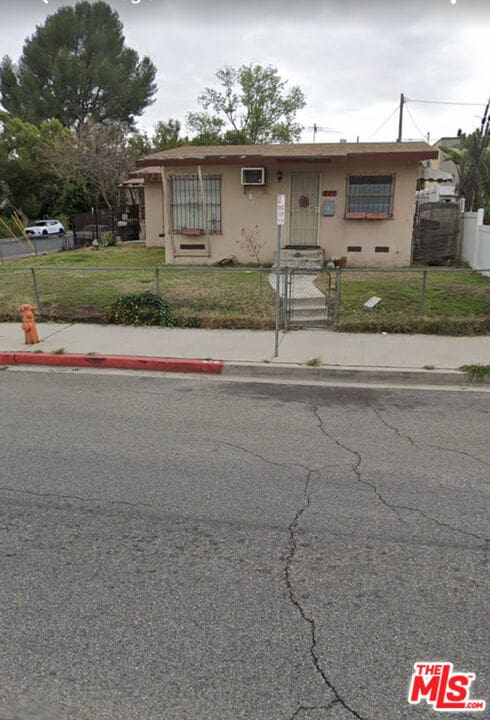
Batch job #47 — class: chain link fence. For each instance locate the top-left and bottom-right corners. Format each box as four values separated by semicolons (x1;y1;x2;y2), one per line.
284;267;489;334
0;265;276;329
0;264;488;334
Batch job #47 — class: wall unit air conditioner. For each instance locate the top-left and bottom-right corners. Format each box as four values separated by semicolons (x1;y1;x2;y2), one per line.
241;167;266;186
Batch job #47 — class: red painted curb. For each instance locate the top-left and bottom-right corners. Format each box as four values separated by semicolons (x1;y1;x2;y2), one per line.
0;351;224;375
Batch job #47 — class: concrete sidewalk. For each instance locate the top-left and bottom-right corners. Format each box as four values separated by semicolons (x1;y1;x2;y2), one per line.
1;322;489;370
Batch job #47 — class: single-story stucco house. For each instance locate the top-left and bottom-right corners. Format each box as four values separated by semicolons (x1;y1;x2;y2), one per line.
134;141;437;267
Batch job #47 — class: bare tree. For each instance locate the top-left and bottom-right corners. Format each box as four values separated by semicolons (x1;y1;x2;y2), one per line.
43;120;139;212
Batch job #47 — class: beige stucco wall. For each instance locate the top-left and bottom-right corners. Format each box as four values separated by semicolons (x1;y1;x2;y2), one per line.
144;181;164;247
144;159;420;267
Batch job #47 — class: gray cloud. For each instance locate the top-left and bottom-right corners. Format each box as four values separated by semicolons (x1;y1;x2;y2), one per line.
1;0;489;141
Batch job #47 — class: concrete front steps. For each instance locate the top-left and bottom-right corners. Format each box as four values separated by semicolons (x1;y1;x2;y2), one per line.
275;246;324;271
288;296;328;326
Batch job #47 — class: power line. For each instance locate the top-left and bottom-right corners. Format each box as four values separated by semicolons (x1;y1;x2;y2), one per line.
404;103;427;140
368;105;400;139
406;98;486;107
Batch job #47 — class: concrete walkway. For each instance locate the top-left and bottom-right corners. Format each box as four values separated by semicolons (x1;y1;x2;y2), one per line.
268;272;324;299
1;323;489;370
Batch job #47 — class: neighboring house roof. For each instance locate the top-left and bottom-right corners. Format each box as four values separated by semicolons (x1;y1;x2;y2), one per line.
129;165;163;182
120;176;145;186
430;136;461;179
432;136;460;148
136;141;437;168
423;167;454;182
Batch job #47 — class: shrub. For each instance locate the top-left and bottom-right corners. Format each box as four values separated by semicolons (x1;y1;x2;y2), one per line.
109;292;175;326
459;364;490;381
181;316;202;328
100;230;116;247
336;316;489;336
174;313;202;328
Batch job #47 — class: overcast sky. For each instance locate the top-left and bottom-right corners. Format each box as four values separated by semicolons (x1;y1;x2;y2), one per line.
1;0;489;144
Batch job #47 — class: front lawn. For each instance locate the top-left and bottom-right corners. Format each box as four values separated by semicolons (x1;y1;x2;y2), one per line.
0;245;488;333
330;269;489;334
0;245;276;329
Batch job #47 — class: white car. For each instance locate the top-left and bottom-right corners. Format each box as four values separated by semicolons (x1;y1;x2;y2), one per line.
25;219;65;236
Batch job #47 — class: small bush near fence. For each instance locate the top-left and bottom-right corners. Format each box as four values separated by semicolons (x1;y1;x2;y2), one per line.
107;292;175;327
100;231;117;247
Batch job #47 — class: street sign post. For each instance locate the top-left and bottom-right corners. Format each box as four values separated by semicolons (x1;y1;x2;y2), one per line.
274;194;286;357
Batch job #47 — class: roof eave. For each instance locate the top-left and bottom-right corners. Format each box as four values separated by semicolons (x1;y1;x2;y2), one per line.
136;150;437;169
347;150;439;161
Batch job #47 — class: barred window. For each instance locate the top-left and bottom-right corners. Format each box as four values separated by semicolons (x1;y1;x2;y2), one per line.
170;175;222;234
347;175;393;215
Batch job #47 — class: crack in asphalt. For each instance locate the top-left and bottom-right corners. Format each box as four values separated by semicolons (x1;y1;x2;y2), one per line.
389;502;489;546
0;485;158;512
369;404;415;445
217;441;343;482
218;440;292;470
284;465;366;720
295;403;488;719
431;445;488;468
0;440;296;517
312;406;489;549
311;406;406;525
369;403;488;468
290;699;339;718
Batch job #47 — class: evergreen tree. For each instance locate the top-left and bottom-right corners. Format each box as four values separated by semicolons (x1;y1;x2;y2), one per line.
0;1;156;128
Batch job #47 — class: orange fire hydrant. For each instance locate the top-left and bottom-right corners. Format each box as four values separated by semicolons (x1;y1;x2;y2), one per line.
19;304;40;344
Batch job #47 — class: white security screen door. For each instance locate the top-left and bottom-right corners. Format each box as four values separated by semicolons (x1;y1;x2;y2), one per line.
289;173;320;245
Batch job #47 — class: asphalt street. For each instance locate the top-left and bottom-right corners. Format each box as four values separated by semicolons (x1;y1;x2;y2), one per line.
0;370;488;720
0;234;72;260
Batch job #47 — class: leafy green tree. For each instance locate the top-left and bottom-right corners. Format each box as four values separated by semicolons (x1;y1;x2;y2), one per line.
152;119;188;150
442;103;490;211
186;113;225;145
127;120;188;158
0;112;66;219
54;173;96;218
127;130;153;158
0;1;156;128
187;64;306;144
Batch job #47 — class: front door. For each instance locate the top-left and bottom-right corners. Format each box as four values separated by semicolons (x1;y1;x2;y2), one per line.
289;173;320;246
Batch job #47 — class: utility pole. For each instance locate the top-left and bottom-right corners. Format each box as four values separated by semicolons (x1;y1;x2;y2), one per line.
397;93;405;142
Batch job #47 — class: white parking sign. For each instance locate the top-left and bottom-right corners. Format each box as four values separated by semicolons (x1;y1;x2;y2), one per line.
277;194;286;225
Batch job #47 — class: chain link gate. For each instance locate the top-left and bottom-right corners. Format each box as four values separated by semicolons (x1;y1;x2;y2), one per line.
284;268;335;328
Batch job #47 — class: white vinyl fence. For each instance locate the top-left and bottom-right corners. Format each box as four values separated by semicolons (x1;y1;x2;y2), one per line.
461;209;490;277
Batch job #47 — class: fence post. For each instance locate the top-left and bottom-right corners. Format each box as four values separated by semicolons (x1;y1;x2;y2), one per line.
274;223;282;358
155;268;160;296
333;268;342;327
31;268;41;311
71;216;77;249
419;269;427;319
284;267;289;328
